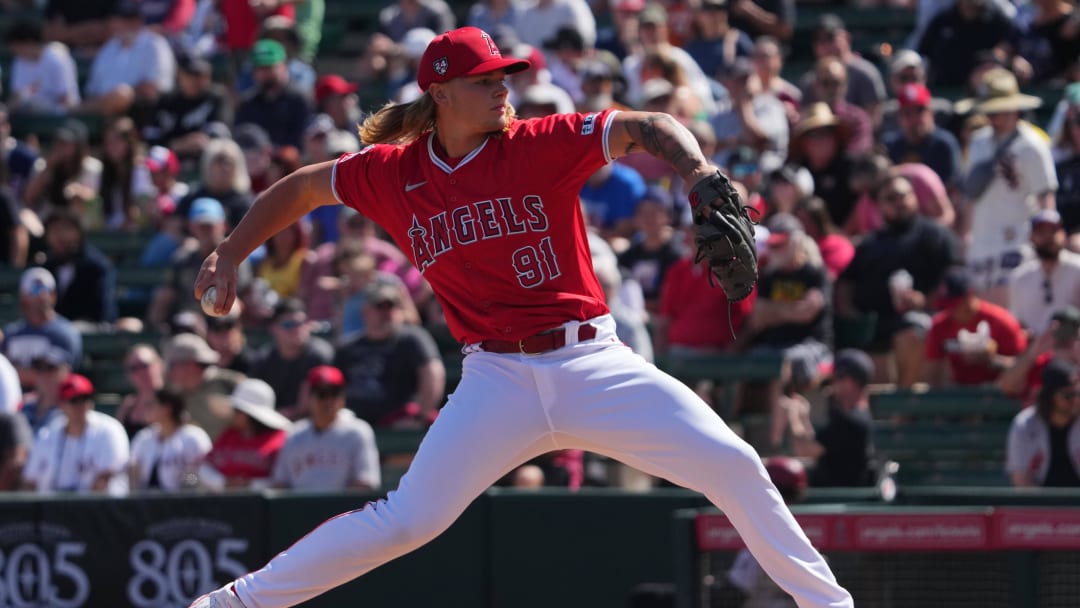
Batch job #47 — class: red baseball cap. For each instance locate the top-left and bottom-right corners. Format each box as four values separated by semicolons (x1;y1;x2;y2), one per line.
315;74;359;105
59;374;95;402
897;83;931;109
145;145;179;175
417;27;530;92
307;365;345;388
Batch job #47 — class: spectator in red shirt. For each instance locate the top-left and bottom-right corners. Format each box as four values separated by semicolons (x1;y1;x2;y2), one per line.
795;196;853;280
653;229;756;356
202;378;290;490
926;266;1028;386
999;306;1080;405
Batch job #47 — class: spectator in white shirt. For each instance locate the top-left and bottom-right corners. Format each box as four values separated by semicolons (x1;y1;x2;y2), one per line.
272;366;381;491
129;387;212;492
515;0;596;50
22;374;130;496
6;19;80;115
81;0;176;117
1008;210;1080;336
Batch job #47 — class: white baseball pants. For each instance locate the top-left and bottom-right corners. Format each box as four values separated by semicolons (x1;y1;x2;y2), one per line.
230;315;853;608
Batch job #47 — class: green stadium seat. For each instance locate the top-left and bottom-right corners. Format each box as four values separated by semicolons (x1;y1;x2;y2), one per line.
375;428;427;491
871;387;1019;487
86;230;154;265
871;387;1021;419
656;351;784;384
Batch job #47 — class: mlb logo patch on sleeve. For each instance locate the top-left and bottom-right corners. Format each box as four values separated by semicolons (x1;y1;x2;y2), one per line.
581;113;598;135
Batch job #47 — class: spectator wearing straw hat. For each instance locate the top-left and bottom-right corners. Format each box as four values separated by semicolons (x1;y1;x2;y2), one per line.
959;68;1057;308
202;378;290;490
789;103;859;229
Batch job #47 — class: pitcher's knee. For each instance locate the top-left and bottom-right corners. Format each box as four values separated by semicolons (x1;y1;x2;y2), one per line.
369;499;456;555
706;435;768;481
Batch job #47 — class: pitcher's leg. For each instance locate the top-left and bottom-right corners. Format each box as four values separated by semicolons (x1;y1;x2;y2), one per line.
546;347;853;608
232;355;557;608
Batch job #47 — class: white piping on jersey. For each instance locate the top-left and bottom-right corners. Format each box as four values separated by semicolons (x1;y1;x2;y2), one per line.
602;110;620;164
330;157;345;205
427;133;490;174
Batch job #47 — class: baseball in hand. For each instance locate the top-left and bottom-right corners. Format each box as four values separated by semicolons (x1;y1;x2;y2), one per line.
201;286;222;316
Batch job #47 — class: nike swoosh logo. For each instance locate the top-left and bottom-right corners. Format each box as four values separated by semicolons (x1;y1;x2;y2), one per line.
405;181;427;192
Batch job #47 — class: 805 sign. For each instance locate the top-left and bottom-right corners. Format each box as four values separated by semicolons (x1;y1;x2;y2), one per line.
127;538;249;608
0;542;90;608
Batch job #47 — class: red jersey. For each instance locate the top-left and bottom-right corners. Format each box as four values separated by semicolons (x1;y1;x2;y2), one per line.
207;428;286;480
925;301;1027;385
659;257;756;350
333;111;617;343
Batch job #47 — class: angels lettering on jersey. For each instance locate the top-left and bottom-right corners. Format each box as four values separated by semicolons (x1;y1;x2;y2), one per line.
407;195;558;288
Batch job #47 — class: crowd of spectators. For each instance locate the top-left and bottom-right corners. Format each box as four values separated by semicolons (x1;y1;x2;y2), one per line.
1;0;1080;496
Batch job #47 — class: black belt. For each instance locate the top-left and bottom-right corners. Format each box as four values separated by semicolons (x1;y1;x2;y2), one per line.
480;324;598;354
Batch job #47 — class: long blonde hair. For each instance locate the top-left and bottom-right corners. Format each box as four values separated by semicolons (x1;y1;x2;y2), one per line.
359;94;438;145
358;91;518;145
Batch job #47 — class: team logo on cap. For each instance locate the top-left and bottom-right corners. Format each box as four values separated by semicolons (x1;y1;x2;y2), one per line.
433;57;449;76
481;32;499;56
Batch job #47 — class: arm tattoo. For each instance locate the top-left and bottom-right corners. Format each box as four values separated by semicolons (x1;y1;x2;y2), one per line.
622;114;709;178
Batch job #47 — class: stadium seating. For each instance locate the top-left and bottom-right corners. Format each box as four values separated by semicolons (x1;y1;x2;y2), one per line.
870;387;1020;487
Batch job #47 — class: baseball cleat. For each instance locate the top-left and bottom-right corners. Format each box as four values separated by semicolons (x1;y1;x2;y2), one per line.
189;584;247;608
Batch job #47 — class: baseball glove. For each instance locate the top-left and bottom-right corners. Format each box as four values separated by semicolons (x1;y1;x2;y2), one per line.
688;171;758;302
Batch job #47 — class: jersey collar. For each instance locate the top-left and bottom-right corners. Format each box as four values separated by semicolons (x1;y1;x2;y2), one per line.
427;133;489;174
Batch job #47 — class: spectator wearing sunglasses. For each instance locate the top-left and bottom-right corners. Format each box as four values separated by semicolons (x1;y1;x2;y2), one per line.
19;345;75;435
1007;358;1080;487
334;284;445;428
1007;210;1080;337
204;305;256;376
250;299;334;422
271;366;381;491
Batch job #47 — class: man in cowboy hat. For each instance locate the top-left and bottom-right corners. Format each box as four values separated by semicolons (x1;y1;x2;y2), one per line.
959;67;1057;308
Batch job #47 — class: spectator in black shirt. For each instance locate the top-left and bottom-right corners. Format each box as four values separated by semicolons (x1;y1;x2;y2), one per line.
250;299;334;421
790;103;858;229
41;209;116;324
917;0;1023;87
235;39;312;149
44;0;114;51
144;54;232;160
335;283;445;428
1052;85;1080;249
882;83;963;189
205;306;257;376
803;349;877;487
745;217;832;437
617;186;684;314
1007;358;1080;487
836;174;962;387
